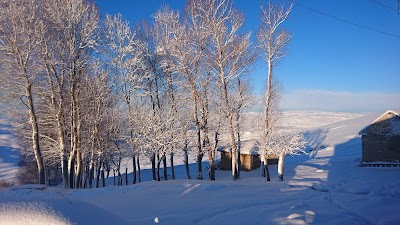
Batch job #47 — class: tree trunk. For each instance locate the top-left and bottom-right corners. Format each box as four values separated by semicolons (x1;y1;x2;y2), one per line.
264;156;271;181
260;155;265;177
89;156;95;188
118;169;122;186
84;163;89;188
263;60;273;182
209;151;215;181
220;74;238;180
151;153;156;180
278;153;285;181
132;155;137;184
125;168;128;185
163;153;168;180
228;116;238;181
197;153;203;180
184;144;191;179
106;163;110;178
237;131;241;179
68;79;78;189
137;155;141;182
95;159;102;188
75;152;82;189
26;83;46;185
170;152;175;180
75;112;82;188
101;165;105;187
193;94;203;180
68;157;75;189
157;154;162;181
61;153;69;188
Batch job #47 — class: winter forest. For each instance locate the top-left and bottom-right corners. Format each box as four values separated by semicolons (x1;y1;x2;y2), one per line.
0;0;307;188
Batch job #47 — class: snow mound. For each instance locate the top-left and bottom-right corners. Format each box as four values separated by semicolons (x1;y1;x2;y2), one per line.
0;202;71;225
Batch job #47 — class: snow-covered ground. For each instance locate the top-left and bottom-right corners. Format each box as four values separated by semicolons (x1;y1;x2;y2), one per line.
0;119;20;185
1;111;400;225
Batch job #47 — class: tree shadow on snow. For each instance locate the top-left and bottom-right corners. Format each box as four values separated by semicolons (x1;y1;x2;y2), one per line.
274;136;369;224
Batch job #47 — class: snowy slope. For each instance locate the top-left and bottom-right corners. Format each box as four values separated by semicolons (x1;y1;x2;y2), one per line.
1;112;400;225
0;119;20;185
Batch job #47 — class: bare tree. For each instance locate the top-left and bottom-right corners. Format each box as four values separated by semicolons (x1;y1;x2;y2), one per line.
205;0;255;180
154;5;209;180
232;77;254;178
102;13;147;184
0;0;46;184
257;1;292;181
267;132;306;181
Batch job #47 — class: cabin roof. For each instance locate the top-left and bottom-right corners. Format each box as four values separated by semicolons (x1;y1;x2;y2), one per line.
359;110;400;136
217;139;259;155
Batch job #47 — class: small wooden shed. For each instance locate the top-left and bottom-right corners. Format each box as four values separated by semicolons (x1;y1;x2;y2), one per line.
218;139;278;171
359;110;400;164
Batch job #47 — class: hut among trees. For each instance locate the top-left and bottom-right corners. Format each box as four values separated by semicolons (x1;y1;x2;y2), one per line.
359;110;400;164
218;140;278;171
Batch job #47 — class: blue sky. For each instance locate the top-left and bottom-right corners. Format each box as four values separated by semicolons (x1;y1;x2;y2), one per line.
95;0;400;112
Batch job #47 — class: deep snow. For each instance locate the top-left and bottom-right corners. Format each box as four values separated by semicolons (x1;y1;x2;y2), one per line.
1;111;400;225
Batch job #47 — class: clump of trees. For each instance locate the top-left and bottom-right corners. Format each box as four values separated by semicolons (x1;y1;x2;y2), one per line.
0;0;304;188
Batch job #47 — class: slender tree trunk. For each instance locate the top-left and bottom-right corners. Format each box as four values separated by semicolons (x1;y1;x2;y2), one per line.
75;113;82;188
26;83;46;185
157;154;162;181
117;158;122;186
170;152;175;180
113;170;116;185
237;131;241;179
236;77;243;179
68;157;75;189
197;153;203;180
220;74;238;180
278;153;285;181
118;169;122;186
209;151;215;181
211;131;220;181
228;114;238;181
260;155;265;177
184;144;191;179
163;153;168;180
76;152;82;189
56;110;67;188
61;153;69;188
68;80;78;189
192;92;203;180
84;163;89;188
89;155;95;188
151;153;156;180
125;168;128;185
96;159;102;188
132;155;137;184
264;156;270;181
106;164;110;178
263;59;273;183
137;155;141;182
101;165;105;187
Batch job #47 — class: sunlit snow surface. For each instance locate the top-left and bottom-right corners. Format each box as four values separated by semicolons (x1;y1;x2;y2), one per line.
1;111;400;225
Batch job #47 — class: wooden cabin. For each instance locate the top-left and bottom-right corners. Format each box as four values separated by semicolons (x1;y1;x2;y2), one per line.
359;110;400;164
218;139;278;171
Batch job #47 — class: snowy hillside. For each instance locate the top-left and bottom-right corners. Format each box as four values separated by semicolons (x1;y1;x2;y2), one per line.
0;119;20;185
1;111;400;225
